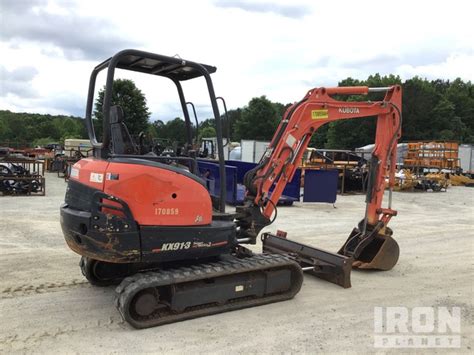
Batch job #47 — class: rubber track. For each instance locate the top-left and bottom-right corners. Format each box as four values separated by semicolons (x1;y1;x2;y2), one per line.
115;253;303;329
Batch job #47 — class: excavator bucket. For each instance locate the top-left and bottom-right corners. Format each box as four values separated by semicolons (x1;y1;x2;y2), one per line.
338;225;399;271
350;234;399;270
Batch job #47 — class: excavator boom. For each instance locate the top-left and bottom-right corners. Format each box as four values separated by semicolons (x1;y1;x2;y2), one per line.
237;85;402;273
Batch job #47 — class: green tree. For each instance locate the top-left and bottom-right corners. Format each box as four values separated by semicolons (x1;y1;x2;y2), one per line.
199;118;215;131
150;120;165;137
33;137;56;147
94;79;150;138
401;77;440;141
1;75;473;150
234;96;279;141
430;97;460;140
0;119;12;141
199;126;216;140
0;110;87;147
38;120;61;141
219;108;242;141
325;74;403;149
61;118;80;136
272;102;292;120
160;117;187;144
444;78;474;142
308;124;329;148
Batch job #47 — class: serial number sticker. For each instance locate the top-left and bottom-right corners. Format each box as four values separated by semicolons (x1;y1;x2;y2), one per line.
311;109;329;120
70;167;79;178
89;172;103;183
235;285;244;292
155;208;179;216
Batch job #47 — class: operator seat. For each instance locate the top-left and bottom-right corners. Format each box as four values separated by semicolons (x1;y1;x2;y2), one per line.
109;105;138;155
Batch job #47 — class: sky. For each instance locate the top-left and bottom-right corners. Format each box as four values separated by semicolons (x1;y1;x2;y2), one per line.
0;0;473;122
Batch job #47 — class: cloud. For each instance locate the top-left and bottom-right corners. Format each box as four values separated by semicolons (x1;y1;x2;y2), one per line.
0;65;39;98
0;0;47;12
0;90;85;117
0;0;139;60
337;48;462;71
213;0;310;19
396;53;474;82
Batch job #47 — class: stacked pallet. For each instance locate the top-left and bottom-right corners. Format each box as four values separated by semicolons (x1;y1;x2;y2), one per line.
403;141;459;170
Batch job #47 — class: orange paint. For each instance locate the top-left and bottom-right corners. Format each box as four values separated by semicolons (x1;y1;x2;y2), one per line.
70;158;212;227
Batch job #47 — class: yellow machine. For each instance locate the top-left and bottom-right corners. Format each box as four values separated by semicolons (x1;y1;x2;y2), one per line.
448;174;474;186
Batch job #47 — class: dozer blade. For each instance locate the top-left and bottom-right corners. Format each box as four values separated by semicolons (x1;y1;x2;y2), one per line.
338;225;399;271
261;232;352;288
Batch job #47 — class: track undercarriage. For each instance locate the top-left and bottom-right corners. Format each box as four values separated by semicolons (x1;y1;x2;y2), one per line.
80;250;303;329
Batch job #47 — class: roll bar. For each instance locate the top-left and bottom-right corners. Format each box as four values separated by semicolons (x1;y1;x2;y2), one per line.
84;49;227;212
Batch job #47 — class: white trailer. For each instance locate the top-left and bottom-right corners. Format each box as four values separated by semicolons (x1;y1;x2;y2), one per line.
459;144;473;173
240;140;270;163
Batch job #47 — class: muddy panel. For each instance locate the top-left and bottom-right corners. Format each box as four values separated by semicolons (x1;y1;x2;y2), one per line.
60;204;141;263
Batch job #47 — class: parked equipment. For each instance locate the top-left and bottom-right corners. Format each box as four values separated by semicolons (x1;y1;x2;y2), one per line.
51;139;93;179
302;148;369;193
60;49;402;329
0;160;45;195
448;173;474;187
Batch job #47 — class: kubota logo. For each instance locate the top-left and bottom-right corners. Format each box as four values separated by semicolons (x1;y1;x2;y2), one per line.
339;107;360;114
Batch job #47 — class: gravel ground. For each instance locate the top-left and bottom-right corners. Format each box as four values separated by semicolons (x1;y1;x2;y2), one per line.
0;172;472;354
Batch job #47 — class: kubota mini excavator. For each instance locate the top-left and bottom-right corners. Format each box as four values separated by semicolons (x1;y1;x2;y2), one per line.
60;49;401;329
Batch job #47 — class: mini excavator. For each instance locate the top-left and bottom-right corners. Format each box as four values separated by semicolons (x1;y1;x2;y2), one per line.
60;49;402;329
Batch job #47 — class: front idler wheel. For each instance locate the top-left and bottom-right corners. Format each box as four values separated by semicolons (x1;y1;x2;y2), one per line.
130;289;163;319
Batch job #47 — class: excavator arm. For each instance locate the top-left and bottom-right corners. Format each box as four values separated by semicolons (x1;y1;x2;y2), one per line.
236;85;402;274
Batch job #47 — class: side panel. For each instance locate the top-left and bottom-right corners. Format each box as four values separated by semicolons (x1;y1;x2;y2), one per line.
140;220;236;263
104;162;213;226
69;157;108;190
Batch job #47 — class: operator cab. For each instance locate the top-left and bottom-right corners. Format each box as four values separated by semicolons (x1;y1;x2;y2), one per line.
84;49;228;212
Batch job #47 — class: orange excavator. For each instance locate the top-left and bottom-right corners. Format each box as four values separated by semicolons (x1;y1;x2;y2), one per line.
60;49;401;329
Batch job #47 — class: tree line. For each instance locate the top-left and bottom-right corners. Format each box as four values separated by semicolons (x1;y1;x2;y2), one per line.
0;75;472;150
0;110;87;148
222;75;473;148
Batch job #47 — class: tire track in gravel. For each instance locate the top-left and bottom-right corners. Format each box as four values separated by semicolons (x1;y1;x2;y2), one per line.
0;279;89;299
0;315;125;351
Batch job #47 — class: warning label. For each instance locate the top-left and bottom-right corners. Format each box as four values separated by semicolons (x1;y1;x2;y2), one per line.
311;109;329;120
89;172;104;183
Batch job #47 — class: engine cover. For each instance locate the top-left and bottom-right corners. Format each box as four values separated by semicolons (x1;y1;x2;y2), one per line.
68;157;212;226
